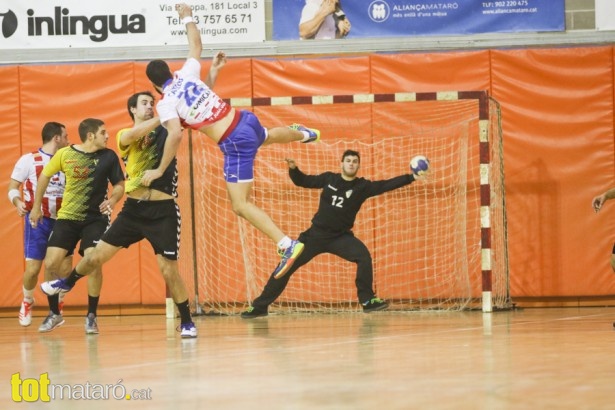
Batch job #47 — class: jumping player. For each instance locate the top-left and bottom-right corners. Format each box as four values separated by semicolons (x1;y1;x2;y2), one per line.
142;3;320;279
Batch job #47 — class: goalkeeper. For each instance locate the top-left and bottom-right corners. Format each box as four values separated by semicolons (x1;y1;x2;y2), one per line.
242;150;419;318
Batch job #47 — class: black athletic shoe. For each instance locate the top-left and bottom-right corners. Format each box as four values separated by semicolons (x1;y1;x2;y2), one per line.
241;306;268;319
362;297;388;313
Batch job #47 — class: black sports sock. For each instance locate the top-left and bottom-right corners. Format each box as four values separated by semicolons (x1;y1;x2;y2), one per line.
64;268;85;288
48;294;60;315
175;299;192;324
88;295;99;316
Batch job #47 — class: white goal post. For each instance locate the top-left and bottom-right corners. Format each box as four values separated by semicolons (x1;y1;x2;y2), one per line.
175;90;511;314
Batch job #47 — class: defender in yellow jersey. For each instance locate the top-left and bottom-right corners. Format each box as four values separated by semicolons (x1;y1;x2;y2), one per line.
30;118;125;333
40;93;197;338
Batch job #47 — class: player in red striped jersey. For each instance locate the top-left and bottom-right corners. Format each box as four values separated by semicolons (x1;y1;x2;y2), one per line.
8;122;70;327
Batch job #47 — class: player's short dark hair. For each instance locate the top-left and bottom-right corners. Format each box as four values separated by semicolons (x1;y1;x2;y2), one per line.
127;91;155;121
41;122;65;144
78;118;104;142
342;149;360;163
146;60;173;88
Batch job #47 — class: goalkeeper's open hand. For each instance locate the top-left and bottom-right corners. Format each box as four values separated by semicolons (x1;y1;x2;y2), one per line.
284;158;297;169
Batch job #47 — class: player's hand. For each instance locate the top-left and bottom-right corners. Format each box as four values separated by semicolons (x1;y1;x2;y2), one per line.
141;169;163;187
176;3;192;19
99;199;114;215
14;200;27;217
211;51;227;70
28;208;42;228
284;158;297;169
592;195;605;213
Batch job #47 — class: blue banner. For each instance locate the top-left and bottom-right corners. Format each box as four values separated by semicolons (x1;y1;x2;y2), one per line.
273;0;564;40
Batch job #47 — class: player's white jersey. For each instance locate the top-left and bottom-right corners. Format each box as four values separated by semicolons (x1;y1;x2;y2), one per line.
10;149;65;219
157;58;231;130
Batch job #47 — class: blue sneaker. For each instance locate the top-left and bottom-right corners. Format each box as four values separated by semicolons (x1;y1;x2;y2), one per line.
40;278;72;296
290;123;320;143
272;240;304;279
180;322;197;338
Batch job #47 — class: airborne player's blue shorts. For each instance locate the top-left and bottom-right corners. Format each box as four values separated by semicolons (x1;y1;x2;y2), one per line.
24;213;55;260
218;110;267;183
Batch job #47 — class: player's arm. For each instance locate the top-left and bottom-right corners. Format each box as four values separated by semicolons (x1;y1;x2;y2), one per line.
8;179;26;217
140;118;183;186
592;187;615;213
28;174;51;228
204;51;226;88
286;159;328;188
118;117;161;149
29;154;62;227
100;181;125;215
177;3;202;60
299;0;336;39
100;152;126;214
366;174;416;197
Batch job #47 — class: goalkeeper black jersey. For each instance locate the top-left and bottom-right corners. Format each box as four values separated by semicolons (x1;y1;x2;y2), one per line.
289;167;415;234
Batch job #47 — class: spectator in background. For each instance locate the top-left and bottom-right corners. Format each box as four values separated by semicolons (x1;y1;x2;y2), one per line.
299;0;351;40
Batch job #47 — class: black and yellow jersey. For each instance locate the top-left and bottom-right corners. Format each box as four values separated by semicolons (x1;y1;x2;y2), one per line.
117;125;177;197
42;145;124;221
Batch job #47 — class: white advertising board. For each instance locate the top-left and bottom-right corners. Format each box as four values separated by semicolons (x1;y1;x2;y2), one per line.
595;0;615;31
0;1;265;49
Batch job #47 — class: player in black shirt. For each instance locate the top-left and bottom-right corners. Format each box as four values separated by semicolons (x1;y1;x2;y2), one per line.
242;149;420;318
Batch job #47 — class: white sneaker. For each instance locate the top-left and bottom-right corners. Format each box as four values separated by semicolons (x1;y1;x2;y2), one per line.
85;313;99;334
19;299;34;327
180;322;197;338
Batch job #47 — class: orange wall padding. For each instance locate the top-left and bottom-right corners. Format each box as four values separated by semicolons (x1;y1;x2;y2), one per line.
1;46;615;309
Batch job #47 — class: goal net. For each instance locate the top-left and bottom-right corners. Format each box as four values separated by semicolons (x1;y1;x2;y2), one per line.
175;91;510;314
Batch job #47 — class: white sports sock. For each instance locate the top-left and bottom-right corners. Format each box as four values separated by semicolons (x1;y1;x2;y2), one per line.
23;286;34;301
300;131;310;142
277;236;293;250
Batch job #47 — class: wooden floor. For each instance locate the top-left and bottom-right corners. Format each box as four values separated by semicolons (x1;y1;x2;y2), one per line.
1;307;614;410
